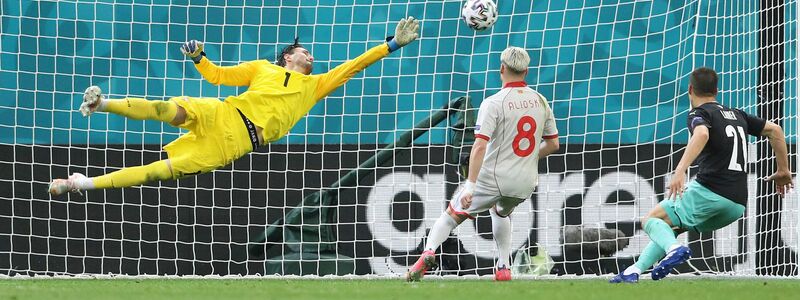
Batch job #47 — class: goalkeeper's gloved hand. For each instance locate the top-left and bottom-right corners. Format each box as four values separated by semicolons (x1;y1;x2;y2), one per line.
180;40;205;64
387;17;420;52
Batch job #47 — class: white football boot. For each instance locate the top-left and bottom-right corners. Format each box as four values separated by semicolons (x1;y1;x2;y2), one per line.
48;173;87;196
80;86;104;117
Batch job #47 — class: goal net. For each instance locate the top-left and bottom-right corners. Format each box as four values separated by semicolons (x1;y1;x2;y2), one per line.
1;0;797;277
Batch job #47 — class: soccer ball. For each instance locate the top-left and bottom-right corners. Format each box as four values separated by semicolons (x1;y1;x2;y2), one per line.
461;0;498;31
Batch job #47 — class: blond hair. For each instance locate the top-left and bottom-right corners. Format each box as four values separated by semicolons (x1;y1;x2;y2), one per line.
500;46;530;74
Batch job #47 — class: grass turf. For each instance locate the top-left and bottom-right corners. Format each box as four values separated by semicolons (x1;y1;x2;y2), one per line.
1;278;797;300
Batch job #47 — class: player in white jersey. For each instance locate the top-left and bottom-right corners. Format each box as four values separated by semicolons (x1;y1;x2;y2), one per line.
406;47;560;282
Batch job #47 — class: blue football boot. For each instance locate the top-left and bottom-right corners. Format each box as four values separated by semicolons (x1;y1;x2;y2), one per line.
609;272;639;284
651;245;691;280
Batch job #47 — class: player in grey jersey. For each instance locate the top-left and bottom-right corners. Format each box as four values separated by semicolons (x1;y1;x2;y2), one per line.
406;46;560;282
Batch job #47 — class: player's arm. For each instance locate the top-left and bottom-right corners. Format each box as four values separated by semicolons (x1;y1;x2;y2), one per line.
312;17;419;100
538;138;559;159
460;138;487;209
667;115;710;199
739;109;794;195
181;40;260;86
674;125;709;173
760;121;794;195
538;95;560;159
461;101;496;209
466;139;488;186
467;101;496;187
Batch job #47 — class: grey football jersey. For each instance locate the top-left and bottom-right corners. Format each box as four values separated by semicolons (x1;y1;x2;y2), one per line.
473;82;558;198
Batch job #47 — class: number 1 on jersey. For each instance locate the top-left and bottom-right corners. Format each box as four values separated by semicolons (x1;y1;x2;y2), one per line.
512;116;537;157
283;72;291;87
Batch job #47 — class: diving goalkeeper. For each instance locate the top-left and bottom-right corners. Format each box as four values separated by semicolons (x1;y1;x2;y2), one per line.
49;17;420;196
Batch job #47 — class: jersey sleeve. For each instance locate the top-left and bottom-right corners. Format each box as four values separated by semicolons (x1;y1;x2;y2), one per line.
686;108;712;134
474;101;498;141
735;109;767;136
311;43;390;101
194;57;264;86
539;93;558;139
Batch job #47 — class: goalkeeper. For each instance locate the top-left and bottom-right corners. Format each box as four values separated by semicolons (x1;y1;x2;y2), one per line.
49;17;420;196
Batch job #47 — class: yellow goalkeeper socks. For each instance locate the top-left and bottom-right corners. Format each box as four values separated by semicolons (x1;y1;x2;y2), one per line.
101;98;178;123
91;160;175;189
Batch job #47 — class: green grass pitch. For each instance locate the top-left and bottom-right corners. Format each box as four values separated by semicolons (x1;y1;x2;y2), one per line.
1;278;798;300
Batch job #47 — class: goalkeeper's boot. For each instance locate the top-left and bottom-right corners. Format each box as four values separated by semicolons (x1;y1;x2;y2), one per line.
80;86;104;117
651;245;691;280
608;272;639;284
406;250;436;282
48;173;87;196
494;265;511;281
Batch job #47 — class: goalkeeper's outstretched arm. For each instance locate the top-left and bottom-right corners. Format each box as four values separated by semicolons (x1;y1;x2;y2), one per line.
313;17;420;100
181;40;262;86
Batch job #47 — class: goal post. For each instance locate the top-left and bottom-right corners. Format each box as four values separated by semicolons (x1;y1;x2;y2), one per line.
0;0;797;277
795;0;800;277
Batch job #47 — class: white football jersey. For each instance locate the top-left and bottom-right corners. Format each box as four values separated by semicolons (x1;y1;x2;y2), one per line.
473;82;558;198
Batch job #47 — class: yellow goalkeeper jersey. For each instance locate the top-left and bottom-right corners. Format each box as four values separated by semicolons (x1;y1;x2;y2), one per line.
193;43;391;143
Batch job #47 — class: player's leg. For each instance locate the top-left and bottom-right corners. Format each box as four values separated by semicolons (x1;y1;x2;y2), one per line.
48;159;177;195
611;227;687;283
80;86;187;126
490;196;524;281
405;209;467;282
406;187;474;281
641;204;683;254
691;190;745;234
610;243;664;283
101;97;186;125
631;242;665;274
610;198;690;283
649;182;719;280
50;100;251;196
51;93;255;196
424;209;468;253
490;208;512;273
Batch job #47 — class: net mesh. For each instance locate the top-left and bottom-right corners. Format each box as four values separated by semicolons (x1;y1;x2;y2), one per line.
0;0;797;276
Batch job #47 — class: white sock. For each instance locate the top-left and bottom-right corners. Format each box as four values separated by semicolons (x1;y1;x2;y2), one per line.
490;208;512;268
424;212;459;252
623;265;641;275
667;244;680;253
72;175;95;190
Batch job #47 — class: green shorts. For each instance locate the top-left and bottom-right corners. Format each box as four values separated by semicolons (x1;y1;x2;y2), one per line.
660;180;745;233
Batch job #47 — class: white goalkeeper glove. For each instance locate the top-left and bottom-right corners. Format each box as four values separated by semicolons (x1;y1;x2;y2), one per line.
387;17;419;52
181;40;205;64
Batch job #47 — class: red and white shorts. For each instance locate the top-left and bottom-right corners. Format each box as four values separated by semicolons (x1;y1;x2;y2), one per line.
448;184;526;219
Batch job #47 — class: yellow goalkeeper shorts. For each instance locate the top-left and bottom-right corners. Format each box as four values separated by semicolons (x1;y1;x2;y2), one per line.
163;96;253;178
